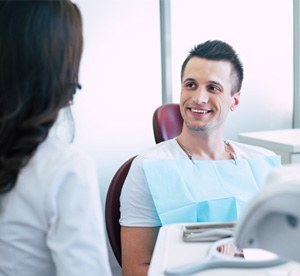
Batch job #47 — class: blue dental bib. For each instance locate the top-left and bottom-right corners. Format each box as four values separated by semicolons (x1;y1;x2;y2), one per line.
142;156;280;225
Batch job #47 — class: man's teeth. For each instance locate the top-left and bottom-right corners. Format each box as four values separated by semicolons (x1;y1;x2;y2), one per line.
191;109;209;114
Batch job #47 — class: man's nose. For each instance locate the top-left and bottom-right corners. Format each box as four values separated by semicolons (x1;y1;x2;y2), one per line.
193;87;209;104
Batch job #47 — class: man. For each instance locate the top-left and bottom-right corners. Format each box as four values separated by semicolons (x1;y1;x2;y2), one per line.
120;40;280;275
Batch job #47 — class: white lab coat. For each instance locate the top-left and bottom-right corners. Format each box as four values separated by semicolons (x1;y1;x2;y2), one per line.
0;137;112;276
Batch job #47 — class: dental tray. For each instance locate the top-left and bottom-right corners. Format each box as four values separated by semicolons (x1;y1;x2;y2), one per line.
182;222;236;242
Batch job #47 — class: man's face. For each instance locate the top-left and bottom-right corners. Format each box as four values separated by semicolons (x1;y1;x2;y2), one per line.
180;57;240;133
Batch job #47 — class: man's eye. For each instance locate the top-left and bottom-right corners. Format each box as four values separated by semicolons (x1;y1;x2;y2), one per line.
185;82;196;89
208;85;221;93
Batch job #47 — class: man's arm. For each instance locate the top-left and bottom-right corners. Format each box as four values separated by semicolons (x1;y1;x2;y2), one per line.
121;226;159;276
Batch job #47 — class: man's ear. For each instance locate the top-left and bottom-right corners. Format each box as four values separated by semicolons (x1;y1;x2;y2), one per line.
230;92;240;111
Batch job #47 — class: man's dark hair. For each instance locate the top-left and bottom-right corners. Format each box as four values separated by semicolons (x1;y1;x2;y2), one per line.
181;40;244;94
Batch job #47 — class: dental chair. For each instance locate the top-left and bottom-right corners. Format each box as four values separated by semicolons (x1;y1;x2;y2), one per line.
152;103;183;143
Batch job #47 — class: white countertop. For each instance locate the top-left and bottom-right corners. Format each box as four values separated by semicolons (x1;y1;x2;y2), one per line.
238;129;300;152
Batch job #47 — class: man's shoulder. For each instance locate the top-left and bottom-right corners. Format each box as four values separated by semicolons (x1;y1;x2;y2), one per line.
138;138;179;159
230;140;276;158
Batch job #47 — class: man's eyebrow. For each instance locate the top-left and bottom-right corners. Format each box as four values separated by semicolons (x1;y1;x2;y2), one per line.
208;81;223;86
183;77;196;82
208;80;223;87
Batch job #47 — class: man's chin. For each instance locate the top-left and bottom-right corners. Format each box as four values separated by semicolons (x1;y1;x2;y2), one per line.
185;122;207;132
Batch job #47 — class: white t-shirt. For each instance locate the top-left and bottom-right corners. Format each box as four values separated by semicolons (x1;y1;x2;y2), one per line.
0;137;112;276
120;138;277;227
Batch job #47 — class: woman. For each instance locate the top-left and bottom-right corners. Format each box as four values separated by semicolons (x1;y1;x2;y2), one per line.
0;1;112;275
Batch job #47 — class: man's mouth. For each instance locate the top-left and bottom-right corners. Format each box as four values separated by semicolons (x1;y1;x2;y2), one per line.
190;108;210;114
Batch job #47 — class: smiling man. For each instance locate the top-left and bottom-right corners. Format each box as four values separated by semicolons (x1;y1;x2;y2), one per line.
120;40;281;276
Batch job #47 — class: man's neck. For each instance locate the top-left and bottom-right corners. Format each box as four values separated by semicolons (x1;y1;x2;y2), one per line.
177;127;229;160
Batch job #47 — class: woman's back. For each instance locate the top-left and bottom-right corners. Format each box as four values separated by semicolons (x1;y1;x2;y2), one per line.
0;137;111;276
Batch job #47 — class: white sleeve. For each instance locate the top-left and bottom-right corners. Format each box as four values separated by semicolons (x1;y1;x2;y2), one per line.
120;156;161;227
45;153;112;276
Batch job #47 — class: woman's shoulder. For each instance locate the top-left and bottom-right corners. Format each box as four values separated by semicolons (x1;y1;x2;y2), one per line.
29;137;95;175
39;137;92;161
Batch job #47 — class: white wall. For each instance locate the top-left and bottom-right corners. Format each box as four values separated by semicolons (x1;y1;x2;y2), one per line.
170;0;294;140
72;0;162;202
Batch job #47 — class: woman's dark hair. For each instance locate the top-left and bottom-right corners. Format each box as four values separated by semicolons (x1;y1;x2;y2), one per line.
0;0;83;194
181;40;244;95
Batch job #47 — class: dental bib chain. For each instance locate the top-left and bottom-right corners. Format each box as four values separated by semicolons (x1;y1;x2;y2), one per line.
224;140;237;162
176;138;193;161
176;138;236;163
